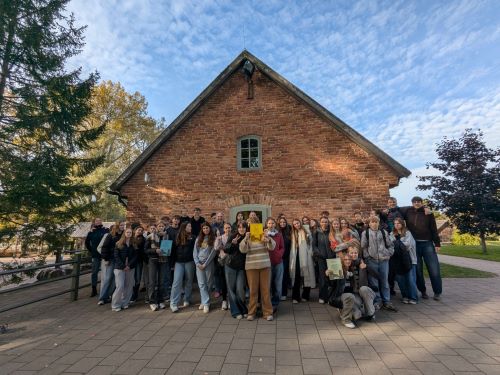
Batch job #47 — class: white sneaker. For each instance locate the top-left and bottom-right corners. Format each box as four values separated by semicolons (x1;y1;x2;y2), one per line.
221;301;228;310
266;315;274;321
112;307;121;312
97;300;104;306
183;302;190;308
149;304;158;311
171;305;179;313
203;305;210;313
198;304;204;310
280;296;287;301
292;299;299;304
236;314;243;320
318;299;325;304
159;303;166;309
408;300;417;305
122;305;129;310
344;321;356;329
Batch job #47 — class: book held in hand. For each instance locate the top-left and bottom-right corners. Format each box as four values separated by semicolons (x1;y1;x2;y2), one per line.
160;240;173;256
327;258;344;280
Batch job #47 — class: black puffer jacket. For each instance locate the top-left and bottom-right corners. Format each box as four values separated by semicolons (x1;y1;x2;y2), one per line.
224;234;246;271
114;243;138;270
101;233;122;262
172;236;195;263
313;228;336;263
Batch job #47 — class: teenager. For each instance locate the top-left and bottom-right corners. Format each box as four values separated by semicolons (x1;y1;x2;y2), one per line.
97;222;123;305
360;216;396;311
340;218;360;241
232;211;245;232
290;219;316;303
309;218;318;236
85;218;109;297
390;217;418;304
265;218;285;310
164;215;181;301
190;207;206;237
240;219;276;321
146;222;168;311
328;244;376;328
214;223;232;310
223;222;248;319
329;218;348;252
131;226;146;303
170;222;196;312
111;228;138;311
278;216;292;300
313;217;335;304
352;212;366;238
194;222;217;313
402;196;442;301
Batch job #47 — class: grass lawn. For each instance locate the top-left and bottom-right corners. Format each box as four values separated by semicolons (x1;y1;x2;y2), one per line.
440;241;500;262
425;263;496;278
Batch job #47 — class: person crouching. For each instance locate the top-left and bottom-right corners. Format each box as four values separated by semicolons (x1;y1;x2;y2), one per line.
327;244;376;329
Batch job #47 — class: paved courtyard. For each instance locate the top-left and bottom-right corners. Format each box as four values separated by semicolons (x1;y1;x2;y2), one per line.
1;257;500;375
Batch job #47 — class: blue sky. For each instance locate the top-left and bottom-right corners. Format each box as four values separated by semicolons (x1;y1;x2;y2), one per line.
67;0;500;204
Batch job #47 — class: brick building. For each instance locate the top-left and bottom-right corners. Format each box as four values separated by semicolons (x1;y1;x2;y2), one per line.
109;51;410;224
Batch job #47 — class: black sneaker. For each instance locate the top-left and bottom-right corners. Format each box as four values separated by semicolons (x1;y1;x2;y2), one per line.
421;292;429;299
382;303;398;312
363;314;376;322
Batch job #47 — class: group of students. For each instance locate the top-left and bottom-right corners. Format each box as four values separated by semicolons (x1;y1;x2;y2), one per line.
84;196;443;328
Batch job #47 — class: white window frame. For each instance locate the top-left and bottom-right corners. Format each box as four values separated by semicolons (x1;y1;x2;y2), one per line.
237;135;262;171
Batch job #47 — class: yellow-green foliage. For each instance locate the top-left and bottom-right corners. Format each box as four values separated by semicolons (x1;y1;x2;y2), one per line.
452;231;480;246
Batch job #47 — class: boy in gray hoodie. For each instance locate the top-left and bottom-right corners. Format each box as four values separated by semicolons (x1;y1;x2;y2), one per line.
361;216;397;312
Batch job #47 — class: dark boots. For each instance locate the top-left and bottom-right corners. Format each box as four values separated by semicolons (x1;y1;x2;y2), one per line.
91;286;98;297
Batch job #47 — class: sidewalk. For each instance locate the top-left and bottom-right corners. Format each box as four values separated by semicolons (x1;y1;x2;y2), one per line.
439;254;500;275
1;274;500;375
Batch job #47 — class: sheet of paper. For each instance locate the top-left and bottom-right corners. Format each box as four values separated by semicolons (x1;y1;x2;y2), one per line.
326;258;343;280
250;223;263;242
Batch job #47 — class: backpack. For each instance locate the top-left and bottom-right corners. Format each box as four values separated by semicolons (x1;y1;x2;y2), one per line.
365;229;389;249
392;237;412;274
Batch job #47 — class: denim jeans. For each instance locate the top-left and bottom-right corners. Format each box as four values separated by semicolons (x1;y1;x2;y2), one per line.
196;262;214;306
395;265;418;302
148;259;168;304
416;241;442;295
170;261;195;308
134;261;143;287
161;257;172;297
99;259;115;301
91;257;100;287
111;268;134;309
225;266;247;317
270;262;284;307
366;258;390;304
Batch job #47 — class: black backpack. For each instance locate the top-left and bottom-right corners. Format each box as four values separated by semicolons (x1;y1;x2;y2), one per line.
392;237;412;274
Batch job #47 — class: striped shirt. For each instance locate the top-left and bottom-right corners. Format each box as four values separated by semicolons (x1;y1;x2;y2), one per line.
239;237;276;270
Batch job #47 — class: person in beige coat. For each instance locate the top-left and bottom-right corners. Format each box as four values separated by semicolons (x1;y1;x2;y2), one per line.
290;219;316;303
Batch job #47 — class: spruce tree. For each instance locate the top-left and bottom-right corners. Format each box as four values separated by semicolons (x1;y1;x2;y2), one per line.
0;0;104;254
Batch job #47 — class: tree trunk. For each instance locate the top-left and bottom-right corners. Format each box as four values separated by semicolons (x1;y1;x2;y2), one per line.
0;13;16;114
479;231;487;255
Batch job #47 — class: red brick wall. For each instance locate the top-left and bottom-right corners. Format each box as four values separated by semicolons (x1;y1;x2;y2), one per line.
120;70;400;224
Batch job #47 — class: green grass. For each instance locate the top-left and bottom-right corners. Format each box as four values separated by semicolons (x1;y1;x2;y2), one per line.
440;241;500;262
425;263;496;278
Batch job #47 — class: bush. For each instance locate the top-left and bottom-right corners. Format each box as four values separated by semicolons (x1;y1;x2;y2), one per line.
452;232;480;246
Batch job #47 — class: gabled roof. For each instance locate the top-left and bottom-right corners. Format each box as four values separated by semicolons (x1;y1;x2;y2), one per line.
110;50;410;192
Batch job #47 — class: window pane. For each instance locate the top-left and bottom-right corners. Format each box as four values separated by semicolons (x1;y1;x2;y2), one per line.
241;149;249;158
241;159;249;168
250;149;258;158
250;139;258;148
250;158;259;168
241;139;249;148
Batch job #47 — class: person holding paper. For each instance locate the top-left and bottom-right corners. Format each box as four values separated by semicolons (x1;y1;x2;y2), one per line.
145;222;169;311
193;223;217;313
240;217;276;321
327;244;376;329
290;219;316;303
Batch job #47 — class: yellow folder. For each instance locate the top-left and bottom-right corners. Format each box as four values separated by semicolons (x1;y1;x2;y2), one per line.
250;223;263;242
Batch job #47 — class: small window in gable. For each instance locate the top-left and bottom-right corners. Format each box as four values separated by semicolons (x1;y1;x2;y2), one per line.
238;136;261;170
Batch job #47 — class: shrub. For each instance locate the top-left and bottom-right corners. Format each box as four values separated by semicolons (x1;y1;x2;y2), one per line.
452;231;480;246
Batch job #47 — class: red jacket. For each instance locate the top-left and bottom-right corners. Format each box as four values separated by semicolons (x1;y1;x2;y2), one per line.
268;232;285;265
